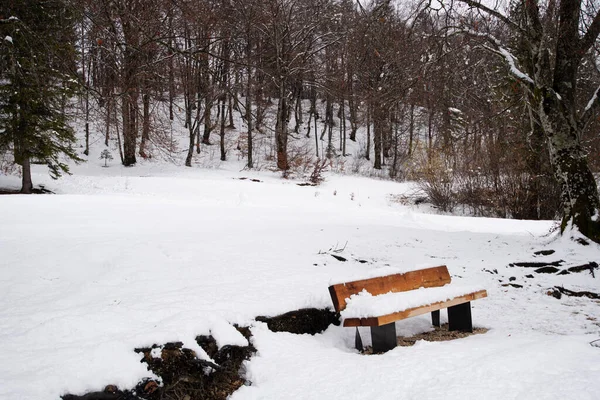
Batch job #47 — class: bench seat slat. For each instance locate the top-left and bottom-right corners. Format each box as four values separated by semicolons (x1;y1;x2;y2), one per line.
329;265;451;312
343;289;488;327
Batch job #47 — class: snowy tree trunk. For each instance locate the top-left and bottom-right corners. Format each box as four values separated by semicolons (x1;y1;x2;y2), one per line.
539;95;600;240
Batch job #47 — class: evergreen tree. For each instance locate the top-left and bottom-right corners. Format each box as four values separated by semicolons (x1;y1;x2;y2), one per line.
0;0;81;193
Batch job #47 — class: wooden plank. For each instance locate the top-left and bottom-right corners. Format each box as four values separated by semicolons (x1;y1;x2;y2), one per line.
328;265;451;312
343;290;487;327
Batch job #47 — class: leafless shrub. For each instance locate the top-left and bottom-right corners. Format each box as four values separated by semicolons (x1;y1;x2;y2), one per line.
416;154;457;212
309;158;329;185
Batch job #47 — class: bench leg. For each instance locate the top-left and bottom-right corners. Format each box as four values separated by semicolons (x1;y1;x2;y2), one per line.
355;327;363;351
370;323;397;353
431;310;441;327
448;301;473;332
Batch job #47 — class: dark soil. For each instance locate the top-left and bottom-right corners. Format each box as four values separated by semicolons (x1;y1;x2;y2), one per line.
0;189;20;195
62;327;255;400
256;308;340;335
0;186;54;194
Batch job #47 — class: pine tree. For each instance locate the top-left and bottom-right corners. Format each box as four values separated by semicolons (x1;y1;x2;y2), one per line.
0;0;81;193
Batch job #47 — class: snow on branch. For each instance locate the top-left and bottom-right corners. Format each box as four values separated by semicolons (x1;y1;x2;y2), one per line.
580;84;600;130
585;85;600;113
453;28;534;86
496;46;534;84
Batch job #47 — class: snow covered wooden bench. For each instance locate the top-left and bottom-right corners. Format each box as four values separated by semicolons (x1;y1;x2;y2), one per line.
328;265;487;352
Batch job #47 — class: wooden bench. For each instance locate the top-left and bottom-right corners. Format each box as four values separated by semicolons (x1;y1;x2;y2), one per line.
328;265;487;352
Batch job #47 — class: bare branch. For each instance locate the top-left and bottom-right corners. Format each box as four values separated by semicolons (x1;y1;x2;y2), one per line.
580;10;600;54
457;0;525;34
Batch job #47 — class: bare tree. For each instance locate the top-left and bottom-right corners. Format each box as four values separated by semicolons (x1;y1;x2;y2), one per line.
441;0;600;241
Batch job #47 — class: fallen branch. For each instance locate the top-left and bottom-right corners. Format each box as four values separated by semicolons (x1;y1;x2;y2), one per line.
552;286;600;300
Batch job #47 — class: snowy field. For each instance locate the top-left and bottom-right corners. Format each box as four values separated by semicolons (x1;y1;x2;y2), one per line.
2;147;600;399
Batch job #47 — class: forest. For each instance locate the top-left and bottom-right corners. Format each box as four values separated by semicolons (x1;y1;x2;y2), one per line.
2;0;600;241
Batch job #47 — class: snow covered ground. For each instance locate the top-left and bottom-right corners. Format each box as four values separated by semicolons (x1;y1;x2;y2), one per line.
0;160;600;400
1;142;600;399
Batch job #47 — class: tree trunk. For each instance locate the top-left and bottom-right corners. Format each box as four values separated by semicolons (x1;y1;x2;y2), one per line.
220;98;227;161
122;91;137;166
84;94;90;156
105;97;111;147
246;49;253;169
537;0;600;241
366;104;371;161
20;156;33;194
202;97;212;146
275;86;289;170
408;104;414;157
227;94;235;128
540;95;600;240
185;124;196;167
373;101;386;170
139;91;150;158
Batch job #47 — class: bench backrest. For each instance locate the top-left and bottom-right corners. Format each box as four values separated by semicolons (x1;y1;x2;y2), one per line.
328;265;451;312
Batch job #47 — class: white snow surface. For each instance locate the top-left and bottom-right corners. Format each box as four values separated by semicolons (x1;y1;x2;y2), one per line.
341;284;485;319
1;162;600;400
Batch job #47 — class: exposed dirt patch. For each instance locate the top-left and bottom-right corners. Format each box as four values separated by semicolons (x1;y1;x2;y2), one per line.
0;188;20;195
510;260;565;268
256;308;340;335
362;324;488;354
62;327;255;400
0;186;54;194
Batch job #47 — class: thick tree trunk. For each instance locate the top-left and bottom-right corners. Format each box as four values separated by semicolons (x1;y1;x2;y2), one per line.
122;93;137;166
537;0;600;241
540;95;600;240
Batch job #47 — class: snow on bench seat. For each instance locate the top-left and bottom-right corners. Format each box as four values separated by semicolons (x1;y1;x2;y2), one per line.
340;284;487;327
